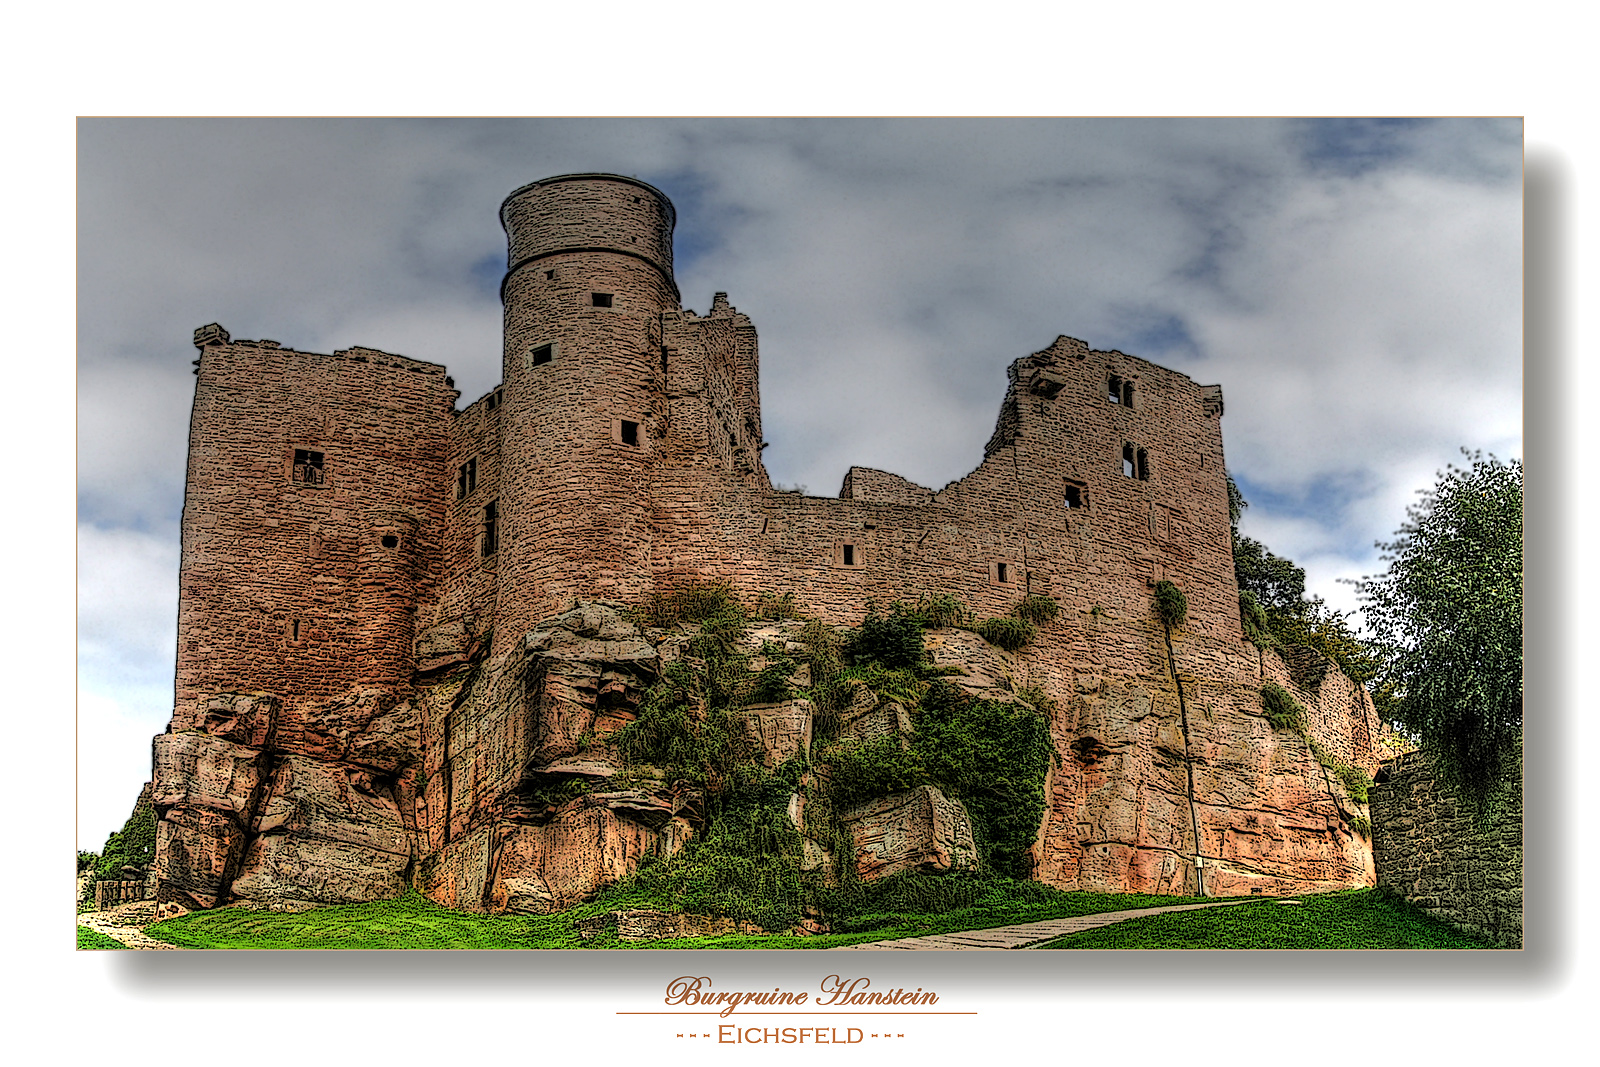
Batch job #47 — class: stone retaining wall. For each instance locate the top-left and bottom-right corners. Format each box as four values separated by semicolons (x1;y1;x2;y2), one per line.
1369;743;1522;947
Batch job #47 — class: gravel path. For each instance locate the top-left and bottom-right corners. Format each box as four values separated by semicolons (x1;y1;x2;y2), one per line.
78;901;184;951
828;899;1265;950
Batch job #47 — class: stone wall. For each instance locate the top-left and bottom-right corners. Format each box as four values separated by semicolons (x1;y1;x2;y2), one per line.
1370;743;1523;947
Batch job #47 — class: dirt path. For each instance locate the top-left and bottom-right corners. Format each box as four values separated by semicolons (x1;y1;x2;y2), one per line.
78;901;183;951
828;899;1265;950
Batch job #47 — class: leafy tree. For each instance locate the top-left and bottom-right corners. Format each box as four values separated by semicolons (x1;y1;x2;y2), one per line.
1228;475;1309;613
1353;452;1523;801
1228;474;1379;690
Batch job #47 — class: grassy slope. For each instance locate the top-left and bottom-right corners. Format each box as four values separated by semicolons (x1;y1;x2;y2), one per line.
77;926;130;950
144;885;1209;951
1034;890;1493;950
141;885;1489;951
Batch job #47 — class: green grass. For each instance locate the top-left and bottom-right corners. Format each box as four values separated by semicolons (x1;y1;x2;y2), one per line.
1033;889;1492;950
77;926;129;950
144;882;1213;951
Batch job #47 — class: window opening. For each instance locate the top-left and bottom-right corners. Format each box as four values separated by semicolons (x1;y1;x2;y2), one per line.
620;420;640;446
482;502;498;556
1122;444;1136;478
591;292;613;308
291;619;300;642
1108;375;1123;403
1064;484;1083;509
457;458;477;499
530;343;554;367
1122;381;1135;407
997;562;1009;583
292;449;325;485
843;544;855;566
1137;448;1149;481
544;269;555;280
381;535;399;549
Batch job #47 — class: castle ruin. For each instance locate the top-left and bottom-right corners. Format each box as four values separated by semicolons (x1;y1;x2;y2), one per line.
149;173;1382;919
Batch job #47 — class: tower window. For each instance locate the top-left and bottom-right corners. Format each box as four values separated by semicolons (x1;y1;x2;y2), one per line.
1123;444;1149;480
1109;375;1134;406
620;420;639;446
530;343;554;367
381;535;399;549
544;269;555;280
591;292;613;308
292;449;325;485
457;457;477;499
482;501;498;556
843;544;855;566
997;562;1009;583
1064;482;1085;509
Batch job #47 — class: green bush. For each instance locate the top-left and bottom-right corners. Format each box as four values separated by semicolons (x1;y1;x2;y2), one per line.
1154;580;1188;628
1014;594;1060;625
911;683;1051;878
637;581;743;628
903;593;967;629
1260;682;1307;732
1239;591;1275;650
823;735;928;806
850;605;926;669
974;616;1036;651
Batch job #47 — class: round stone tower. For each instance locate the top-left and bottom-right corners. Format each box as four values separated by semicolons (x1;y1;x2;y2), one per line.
493;174;679;651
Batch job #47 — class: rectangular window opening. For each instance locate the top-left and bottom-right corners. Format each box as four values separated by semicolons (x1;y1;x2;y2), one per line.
482;501;498;556
1064;484;1084;509
1108;375;1123;403
997;561;1009;583
842;544;856;566
457;458;478;499
591;292;613;308
1122;443;1136;478
1122;381;1135;407
530;343;554;367
620;420;640;446
293;449;325;485
1137;448;1150;481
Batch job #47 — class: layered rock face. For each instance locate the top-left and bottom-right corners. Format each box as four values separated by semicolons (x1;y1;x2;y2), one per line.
151;600;1376;915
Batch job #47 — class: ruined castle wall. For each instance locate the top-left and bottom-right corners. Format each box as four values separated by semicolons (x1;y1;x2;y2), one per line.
424;388;504;633
841;467;936;507
174;340;454;726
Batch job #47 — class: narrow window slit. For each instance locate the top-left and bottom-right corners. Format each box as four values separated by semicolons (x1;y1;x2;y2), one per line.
482;502;498;556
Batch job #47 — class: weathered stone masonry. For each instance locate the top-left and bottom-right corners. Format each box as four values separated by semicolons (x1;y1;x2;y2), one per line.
150;173;1384;917
1370;744;1523;947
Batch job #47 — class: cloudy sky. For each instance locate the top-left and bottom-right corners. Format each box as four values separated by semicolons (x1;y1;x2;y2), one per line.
76;118;1522;844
